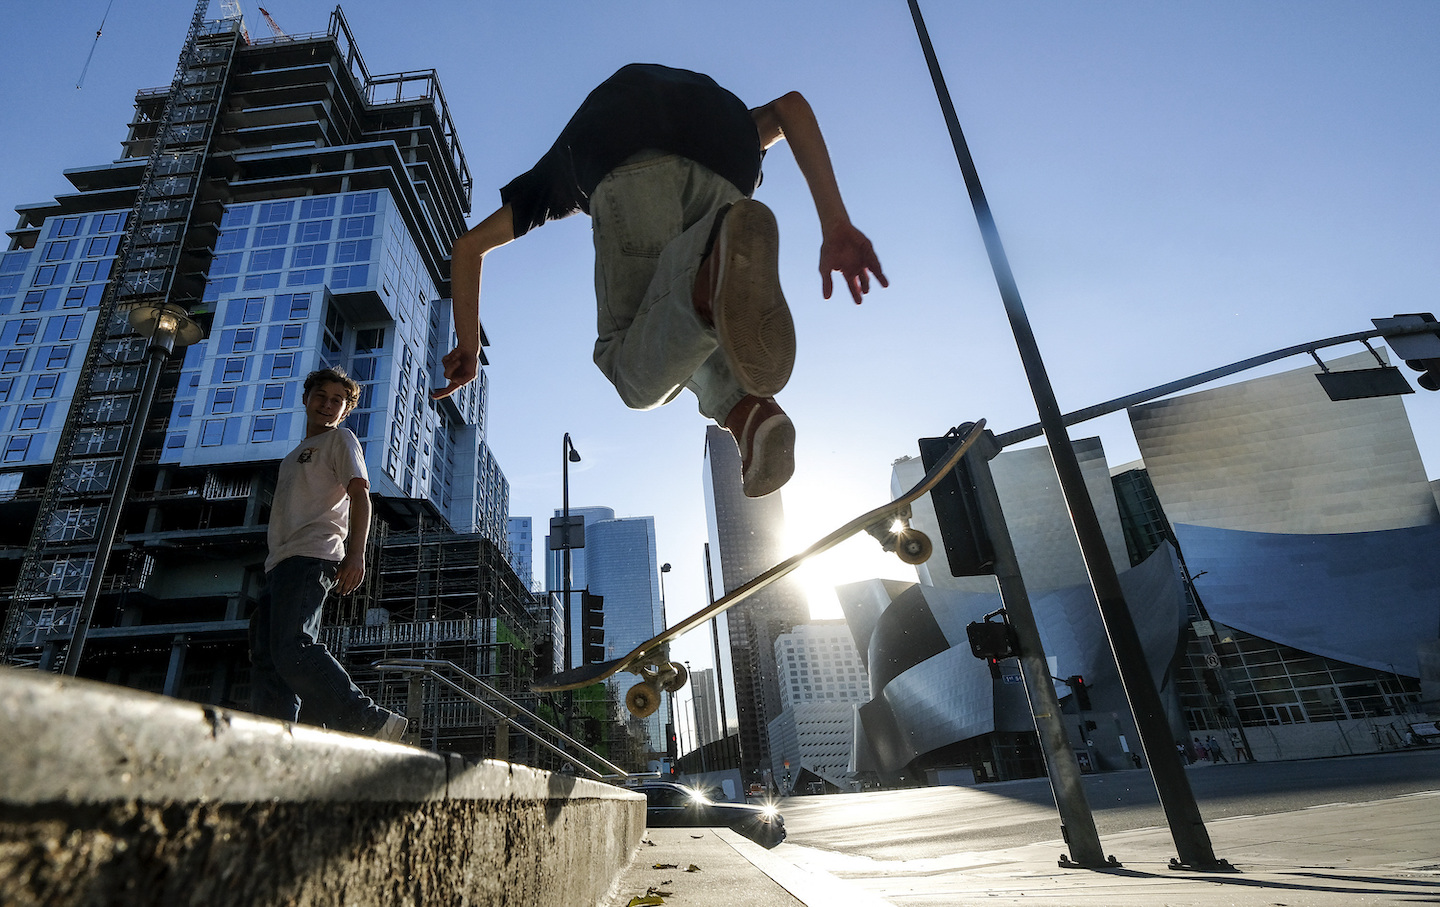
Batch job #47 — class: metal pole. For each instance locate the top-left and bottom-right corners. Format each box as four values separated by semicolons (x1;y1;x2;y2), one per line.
62;326;172;675
969;432;1110;867
906;0;1227;869
704;543;735;769
562;433;575;671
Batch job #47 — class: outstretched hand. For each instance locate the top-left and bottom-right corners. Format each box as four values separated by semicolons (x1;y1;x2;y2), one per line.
431;347;479;400
819;222;888;304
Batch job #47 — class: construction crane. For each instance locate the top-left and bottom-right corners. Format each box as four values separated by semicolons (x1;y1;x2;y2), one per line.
258;7;290;40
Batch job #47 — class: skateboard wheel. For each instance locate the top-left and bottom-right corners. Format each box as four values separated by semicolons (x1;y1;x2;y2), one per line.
894;528;934;565
626;682;661;718
661;661;689;694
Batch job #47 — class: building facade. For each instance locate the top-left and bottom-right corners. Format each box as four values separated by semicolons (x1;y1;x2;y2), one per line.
0;8;525;737
766;621;871;793
507;516;534;591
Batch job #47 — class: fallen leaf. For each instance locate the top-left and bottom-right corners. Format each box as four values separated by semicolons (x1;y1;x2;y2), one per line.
625;896;663;907
685;864;702;873
652;863;677;869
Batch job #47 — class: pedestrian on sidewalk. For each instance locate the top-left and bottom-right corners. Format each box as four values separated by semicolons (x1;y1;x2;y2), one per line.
249;367;407;742
1176;739;1193;764
1207;734;1229;763
434;63;887;498
1193;737;1210;761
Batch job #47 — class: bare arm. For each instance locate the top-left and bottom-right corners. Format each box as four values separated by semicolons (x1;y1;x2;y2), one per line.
433;204;517;399
336;477;371;595
751;91;887;304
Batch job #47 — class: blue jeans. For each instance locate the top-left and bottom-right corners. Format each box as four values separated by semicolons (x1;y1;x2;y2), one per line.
590;152;748;422
249;556;385;734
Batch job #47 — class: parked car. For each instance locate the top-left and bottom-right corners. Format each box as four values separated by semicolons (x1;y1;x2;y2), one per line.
634;782;786;848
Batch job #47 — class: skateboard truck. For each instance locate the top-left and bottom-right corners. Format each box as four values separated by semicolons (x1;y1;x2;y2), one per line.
864;505;935;566
623;647;689;719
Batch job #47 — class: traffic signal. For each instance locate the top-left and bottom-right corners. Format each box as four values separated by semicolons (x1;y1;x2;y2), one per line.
919;427;996;578
966;613;1019;678
666;722;677;758
1067;675;1091;710
581;591;605;664
1375;313;1440;391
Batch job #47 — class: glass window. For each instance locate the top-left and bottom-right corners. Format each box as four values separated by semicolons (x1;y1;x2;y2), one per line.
254;224;290;247
338;215;374;239
342;192;378;215
280;293;311;319
199;419;225;447
215;228;248;251
45;346;71;370
287;269;323;287
33;374;58;398
220;205;253;227
33;265;63;287
211;387;235;415
210;252;243;276
1;251;30;273
296;220;332;243
221;357;246;382
299;197;335;219
249;248;285;271
17;404;45;431
52;314;85;342
280;324;303;348
44;240;75;262
335;239;371;264
76;260;111;283
95;212;124;233
56;217;82;238
257;201;294;224
21;291;44;312
3;436;30;463
15;319;40;344
270;352;295;379
250;415;276;443
232;327;256;353
243;272;280;291
291;244;328;268
261;384;285;410
330;264;368;289
354;328;384;352
64;287;87;309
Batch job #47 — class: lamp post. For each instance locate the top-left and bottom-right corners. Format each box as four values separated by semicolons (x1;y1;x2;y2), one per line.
560;433;581;671
62;302;203;676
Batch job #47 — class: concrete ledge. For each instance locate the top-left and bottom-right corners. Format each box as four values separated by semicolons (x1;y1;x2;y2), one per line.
0;667;644;906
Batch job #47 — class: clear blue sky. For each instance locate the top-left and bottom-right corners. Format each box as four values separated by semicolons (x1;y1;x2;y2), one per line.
2;1;1437;683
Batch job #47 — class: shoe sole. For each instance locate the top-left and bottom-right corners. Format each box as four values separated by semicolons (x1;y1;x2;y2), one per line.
742;411;795;498
712;200;794;398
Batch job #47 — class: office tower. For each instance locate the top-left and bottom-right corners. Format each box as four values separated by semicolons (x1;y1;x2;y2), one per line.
545;506;669;755
0;8;518;716
688;667;721;748
702;425;809;782
768;621;871;793
507;516;534;591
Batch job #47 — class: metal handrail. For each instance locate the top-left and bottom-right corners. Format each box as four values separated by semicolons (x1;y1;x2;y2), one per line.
373;657;628;780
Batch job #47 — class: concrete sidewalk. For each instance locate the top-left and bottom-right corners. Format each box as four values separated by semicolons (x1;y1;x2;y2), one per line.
606;791;1440;906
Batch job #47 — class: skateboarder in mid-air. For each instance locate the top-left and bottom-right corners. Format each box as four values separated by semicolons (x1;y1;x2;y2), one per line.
432;64;887;497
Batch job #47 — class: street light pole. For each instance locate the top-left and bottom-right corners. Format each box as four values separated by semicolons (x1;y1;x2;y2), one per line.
561;433;581;671
907;0;1227;870
62;303;202;676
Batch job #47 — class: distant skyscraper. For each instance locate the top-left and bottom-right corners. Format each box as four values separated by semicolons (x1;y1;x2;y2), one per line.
689;667;721;748
507;516;534;590
702;425;809;780
545;506;668;754
768;621;871;793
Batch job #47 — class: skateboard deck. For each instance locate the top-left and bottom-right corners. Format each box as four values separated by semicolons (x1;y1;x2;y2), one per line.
532;419;987;716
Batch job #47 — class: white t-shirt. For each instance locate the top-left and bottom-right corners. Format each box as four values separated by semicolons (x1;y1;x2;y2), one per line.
265;427;368;573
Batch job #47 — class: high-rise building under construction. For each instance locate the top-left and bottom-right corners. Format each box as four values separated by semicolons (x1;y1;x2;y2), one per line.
0;6;539;754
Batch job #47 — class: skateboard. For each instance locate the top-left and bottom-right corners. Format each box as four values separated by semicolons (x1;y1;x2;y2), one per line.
532;419;987;718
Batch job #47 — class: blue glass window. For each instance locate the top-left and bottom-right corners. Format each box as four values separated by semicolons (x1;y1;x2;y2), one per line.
261;384;285;410
257;201;294;224
296;220;331;243
292;244;328;268
250;415;276;443
215;228;248;251
330;265;368;289
287;269;323;286
299;197;335;219
221;205;253;227
200;419;225;447
338;216;374;239
243;273;280;291
249;248;286;271
254;224;290;247
335;239;371;264
342;192;378;215
3;436;30;462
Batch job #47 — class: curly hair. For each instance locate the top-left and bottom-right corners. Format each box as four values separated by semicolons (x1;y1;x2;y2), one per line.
302;367;361;412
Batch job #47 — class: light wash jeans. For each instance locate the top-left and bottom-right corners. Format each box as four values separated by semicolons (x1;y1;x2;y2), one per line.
590;152;748;422
249;556;387;734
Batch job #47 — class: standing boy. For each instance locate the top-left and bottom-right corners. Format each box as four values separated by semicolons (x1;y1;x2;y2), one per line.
249;367;406;741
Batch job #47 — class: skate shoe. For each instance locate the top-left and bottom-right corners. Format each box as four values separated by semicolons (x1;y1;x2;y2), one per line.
705;200;795;398
725;395;795;498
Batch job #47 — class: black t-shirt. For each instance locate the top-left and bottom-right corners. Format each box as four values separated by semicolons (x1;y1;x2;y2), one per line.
500;64;763;237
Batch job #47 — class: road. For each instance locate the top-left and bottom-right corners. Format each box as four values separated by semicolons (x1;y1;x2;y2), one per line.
775;748;1440;860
